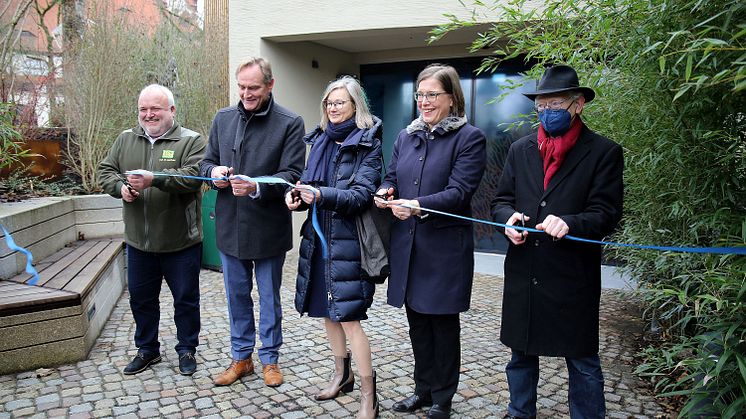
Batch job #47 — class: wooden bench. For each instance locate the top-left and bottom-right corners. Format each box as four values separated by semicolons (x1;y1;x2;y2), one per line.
0;238;125;375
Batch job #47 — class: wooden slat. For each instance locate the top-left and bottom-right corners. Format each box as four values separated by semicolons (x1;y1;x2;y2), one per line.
0;239;123;316
33;241;98;287
43;241;109;290
0;281;78;315
64;241;123;296
7;242;93;285
40;244;77;264
0;286;54;297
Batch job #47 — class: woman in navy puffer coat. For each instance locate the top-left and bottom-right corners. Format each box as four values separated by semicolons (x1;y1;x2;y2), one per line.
285;76;382;419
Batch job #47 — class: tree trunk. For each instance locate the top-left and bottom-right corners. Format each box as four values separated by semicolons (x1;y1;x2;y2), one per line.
61;0;84;125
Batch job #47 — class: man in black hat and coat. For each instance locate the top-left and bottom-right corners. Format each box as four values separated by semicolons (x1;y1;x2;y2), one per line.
492;64;624;419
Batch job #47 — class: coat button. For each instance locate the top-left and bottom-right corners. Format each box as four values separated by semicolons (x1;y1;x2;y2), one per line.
534;240;540;247
414;179;419;185
540;200;546;207
409;229;414;235
419;156;424;161
532;278;538;285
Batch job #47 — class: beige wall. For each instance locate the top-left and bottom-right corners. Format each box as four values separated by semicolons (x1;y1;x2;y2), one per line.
257;40;356;131
234;0;479;39
227;0;508;130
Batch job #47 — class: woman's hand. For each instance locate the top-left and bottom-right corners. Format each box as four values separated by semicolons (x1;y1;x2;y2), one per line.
389;199;421;220
296;183;321;205
374;187;395;209
285;189;301;210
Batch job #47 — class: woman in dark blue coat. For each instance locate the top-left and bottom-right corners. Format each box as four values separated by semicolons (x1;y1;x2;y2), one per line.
374;64;487;419
286;76;382;419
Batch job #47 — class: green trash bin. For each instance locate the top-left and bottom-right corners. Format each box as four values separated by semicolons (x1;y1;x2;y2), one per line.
201;188;222;271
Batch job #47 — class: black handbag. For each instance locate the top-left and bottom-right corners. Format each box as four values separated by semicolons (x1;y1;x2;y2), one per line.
356;205;392;284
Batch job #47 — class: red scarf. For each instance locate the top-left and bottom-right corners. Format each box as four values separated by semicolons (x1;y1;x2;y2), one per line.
537;117;583;189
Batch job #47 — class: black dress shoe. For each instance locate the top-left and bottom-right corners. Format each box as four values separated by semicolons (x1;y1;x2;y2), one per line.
123;351;161;375
178;352;197;375
392;394;432;412
427;403;451;419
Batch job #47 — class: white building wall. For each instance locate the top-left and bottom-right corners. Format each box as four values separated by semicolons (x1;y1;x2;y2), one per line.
233;0;484;40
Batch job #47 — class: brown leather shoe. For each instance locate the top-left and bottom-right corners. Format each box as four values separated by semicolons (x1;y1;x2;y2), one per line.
262;363;283;387
213;358;255;386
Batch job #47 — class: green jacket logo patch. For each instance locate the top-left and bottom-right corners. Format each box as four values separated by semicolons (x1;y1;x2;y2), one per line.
162;150;175;159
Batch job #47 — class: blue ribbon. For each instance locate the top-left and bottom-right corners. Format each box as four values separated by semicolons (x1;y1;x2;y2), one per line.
1;224;40;285
133;172;330;258
396;203;745;255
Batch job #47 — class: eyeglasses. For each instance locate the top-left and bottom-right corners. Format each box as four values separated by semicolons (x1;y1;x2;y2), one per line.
323;100;350;109
414;91;448;102
534;96;576;112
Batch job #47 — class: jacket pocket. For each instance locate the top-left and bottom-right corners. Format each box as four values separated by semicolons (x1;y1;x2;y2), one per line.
186;200;199;240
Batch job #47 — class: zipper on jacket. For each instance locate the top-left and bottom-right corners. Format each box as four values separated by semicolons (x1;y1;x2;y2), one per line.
143;141;155;249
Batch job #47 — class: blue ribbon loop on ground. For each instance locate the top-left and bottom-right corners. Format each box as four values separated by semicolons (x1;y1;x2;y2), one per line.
1;224;40;285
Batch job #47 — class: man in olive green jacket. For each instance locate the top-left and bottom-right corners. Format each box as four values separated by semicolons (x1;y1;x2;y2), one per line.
98;84;206;376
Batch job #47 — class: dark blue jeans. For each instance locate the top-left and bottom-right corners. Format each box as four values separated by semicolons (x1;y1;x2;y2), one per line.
127;243;201;355
506;350;605;419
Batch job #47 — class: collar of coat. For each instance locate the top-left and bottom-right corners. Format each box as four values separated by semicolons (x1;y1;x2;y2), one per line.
236;93;274;120
405;115;467;135
303;115;382;150
132;122;183;141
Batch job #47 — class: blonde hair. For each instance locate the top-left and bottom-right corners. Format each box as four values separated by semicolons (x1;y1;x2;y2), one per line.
319;76;374;131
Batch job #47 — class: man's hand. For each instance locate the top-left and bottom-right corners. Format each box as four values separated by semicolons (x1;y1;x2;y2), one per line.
536;214;569;239
505;212;530;245
374;187;395;209
126;170;153;191
211;166;232;188
229;174;257;197
120;184;139;202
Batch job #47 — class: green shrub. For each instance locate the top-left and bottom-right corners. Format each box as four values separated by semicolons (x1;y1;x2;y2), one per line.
434;0;745;416
0;103;33;171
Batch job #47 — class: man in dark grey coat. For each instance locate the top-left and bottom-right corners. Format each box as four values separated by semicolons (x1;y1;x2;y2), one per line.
492;65;624;419
199;57;305;388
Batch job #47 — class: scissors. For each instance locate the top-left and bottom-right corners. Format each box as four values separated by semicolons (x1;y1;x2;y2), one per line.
116;173;137;195
520;213;527;239
372;190;392;200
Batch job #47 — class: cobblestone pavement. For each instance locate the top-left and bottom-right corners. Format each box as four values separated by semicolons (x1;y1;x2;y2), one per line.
0;254;666;418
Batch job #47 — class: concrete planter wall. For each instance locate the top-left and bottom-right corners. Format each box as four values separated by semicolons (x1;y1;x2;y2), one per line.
0;195;123;279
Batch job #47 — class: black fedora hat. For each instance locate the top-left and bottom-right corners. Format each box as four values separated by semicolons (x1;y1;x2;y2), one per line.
523;65;595;103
